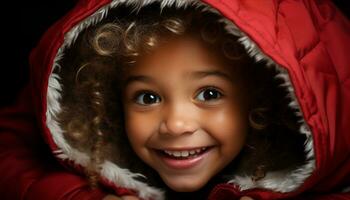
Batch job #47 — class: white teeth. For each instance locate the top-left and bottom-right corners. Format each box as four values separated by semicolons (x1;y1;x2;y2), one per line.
163;147;207;158
181;151;189;157
165;150;171;154
173;151;181;157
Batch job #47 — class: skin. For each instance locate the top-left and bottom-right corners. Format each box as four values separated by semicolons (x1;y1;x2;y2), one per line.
122;36;249;193
103;195;139;200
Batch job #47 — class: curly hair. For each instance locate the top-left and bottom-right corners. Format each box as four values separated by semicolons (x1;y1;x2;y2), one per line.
58;3;306;189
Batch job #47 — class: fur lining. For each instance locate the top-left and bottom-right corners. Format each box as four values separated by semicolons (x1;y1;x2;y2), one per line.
46;0;315;199
342;186;350;193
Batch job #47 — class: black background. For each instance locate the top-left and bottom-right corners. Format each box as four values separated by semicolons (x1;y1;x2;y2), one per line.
1;1;76;107
0;0;349;107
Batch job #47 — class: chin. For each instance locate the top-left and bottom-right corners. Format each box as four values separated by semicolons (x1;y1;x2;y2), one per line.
163;176;208;192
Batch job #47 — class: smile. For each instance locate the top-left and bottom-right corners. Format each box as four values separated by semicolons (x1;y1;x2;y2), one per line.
155;146;213;169
162;147;208;159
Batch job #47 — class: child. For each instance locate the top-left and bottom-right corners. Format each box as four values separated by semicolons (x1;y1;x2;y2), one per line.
1;0;349;199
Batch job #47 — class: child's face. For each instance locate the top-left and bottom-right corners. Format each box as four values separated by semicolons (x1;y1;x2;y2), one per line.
122;37;248;192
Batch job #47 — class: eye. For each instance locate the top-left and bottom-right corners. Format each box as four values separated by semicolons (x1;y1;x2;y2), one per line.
195;87;222;102
134;91;161;105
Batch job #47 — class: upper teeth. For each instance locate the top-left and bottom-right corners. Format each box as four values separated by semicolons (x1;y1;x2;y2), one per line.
163;147;207;158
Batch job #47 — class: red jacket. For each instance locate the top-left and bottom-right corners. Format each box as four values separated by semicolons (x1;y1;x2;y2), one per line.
1;0;349;199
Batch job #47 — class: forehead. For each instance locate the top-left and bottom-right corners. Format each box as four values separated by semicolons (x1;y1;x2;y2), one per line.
126;37;233;77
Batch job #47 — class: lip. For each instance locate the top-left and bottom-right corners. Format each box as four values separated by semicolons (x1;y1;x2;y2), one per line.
155;146;212;170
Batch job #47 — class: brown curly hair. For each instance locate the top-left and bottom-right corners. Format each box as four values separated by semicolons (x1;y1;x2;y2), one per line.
58;3;306;190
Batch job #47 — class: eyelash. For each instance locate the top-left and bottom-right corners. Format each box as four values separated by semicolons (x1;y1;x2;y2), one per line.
132;87;224;106
133;90;161;106
195;87;223;102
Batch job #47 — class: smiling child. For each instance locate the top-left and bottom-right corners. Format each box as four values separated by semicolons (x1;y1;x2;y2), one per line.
5;0;348;200
56;3;309;199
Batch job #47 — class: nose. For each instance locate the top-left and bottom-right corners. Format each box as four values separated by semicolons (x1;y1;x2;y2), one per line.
159;103;198;136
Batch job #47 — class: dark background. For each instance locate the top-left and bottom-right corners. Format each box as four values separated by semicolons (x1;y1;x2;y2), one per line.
0;0;349;108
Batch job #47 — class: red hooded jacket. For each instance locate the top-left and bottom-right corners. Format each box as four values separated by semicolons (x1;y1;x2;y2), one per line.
1;0;349;199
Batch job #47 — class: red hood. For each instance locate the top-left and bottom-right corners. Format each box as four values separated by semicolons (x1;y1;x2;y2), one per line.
29;0;350;199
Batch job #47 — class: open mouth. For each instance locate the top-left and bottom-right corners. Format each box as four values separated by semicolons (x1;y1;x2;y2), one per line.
156;146;214;170
159;147;211;159
154;146;213;169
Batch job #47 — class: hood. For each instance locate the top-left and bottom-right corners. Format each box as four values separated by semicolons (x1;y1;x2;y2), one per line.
29;0;350;199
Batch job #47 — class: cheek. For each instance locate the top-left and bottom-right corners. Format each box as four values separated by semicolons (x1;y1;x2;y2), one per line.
124;110;159;147
204;106;247;131
203;106;247;151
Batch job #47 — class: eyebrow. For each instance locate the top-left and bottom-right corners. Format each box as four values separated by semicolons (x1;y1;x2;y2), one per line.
124;70;232;87
191;70;232;82
124;75;154;87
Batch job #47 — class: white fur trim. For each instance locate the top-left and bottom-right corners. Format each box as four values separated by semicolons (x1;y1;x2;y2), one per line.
46;0;315;198
101;161;164;199
342;186;350;193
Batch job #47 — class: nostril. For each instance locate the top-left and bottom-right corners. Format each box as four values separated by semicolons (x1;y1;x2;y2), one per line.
159;119;198;136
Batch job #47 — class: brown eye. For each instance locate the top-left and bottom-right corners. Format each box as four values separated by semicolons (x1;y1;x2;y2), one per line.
135;92;161;105
196;88;222;102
